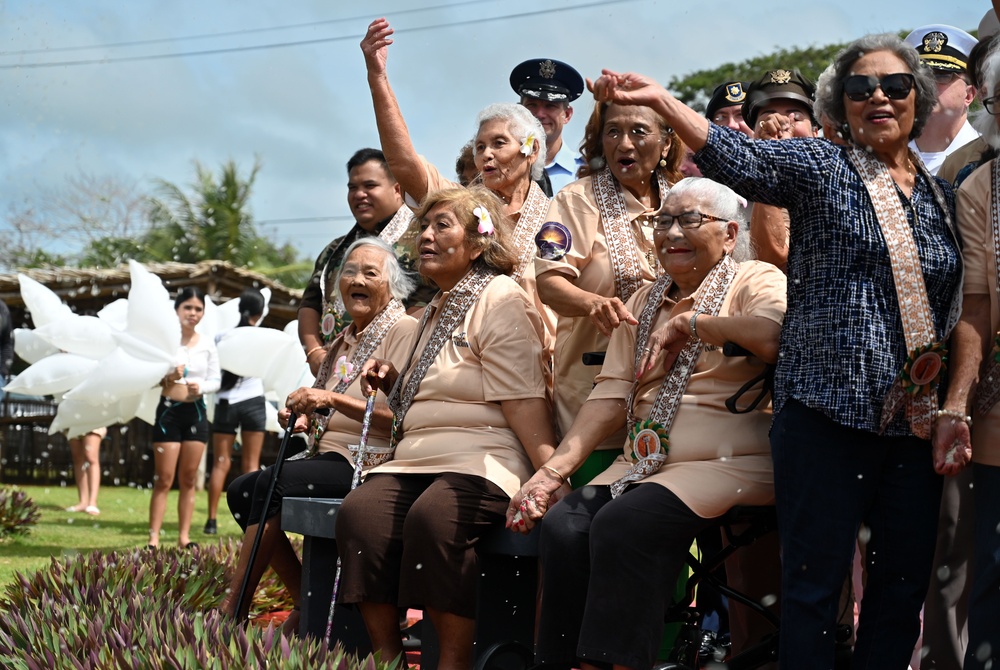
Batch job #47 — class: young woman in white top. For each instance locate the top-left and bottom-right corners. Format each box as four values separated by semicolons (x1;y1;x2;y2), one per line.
204;288;267;535
148;286;221;549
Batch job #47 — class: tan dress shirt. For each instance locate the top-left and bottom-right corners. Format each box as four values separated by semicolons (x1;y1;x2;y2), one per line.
534;175;660;448
371;275;548;498
317;315;418;461
587;260;787;519
956;162;1000;466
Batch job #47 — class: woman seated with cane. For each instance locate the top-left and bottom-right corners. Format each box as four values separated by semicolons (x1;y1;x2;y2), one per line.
221;237;416;629
509;177;786;670
341;185;558;669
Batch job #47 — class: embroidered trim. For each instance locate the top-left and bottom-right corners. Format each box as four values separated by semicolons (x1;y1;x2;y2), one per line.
301;299;406;453
321;205;415;338
609;255;738;497
592;167;669;303
977;159;1000;415
848;147;947;439
510;181;550;283
388;267;498;445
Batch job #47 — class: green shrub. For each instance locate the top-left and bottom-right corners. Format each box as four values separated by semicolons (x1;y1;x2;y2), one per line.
0;542;388;669
0;487;41;538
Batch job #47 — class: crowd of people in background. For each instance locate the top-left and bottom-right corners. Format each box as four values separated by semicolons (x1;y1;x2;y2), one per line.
6;6;1000;670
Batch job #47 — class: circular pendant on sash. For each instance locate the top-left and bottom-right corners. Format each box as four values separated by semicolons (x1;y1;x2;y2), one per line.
628;419;670;462
902;341;947;395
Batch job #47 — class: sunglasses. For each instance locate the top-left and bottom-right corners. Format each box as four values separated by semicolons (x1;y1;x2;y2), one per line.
843;73;916;101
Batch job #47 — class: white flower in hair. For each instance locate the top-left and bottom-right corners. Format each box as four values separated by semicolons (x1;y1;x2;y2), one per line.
473;206;495;235
520;132;536;156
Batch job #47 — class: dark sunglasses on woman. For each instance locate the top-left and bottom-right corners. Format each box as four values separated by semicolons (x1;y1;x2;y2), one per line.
843;73;915;101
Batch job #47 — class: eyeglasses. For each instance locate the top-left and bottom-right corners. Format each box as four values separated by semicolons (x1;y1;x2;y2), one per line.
984;96;1000;115
843;73;916;101
652;211;727;230
933;71;968;86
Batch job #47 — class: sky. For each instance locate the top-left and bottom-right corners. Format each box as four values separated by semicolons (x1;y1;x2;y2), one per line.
0;0;987;268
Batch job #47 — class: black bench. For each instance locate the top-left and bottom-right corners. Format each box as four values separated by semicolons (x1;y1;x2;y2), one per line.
281;496;540;669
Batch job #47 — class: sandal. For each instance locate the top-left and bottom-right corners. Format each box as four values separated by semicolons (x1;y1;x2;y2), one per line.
84;505;100;516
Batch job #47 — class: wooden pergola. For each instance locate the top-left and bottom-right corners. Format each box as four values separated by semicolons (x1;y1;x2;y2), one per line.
0;260;303;332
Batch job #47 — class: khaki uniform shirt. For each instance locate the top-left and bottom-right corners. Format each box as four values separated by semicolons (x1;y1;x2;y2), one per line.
317;315;418;460
371;276;547;498
534;175;660;447
956;162;1000;465
587;261;787;518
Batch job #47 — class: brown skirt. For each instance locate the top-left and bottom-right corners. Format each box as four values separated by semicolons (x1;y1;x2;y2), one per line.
334;472;509;618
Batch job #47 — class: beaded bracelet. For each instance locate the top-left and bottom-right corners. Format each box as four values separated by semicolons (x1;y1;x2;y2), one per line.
541;464;566;483
689;311;704;341
935;409;972;428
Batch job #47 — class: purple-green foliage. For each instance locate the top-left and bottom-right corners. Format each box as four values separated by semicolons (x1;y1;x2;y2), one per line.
0;487;41;538
0;542;386;669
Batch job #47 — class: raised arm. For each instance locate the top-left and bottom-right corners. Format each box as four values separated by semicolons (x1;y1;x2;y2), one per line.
360;18;429;202
589;70;710;152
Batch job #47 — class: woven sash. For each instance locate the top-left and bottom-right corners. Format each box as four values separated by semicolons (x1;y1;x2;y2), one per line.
848;147;946;440
592;168;670;303
510;181;550;283
294;299;406;457
610;255;738;497
976;159;1000;415
388;266;498;445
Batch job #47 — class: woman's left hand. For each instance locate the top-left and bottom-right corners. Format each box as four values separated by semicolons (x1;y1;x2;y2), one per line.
637;311;695;379
931;415;972;476
278;407;310;433
506;470;567;534
284;387;333;415
184;381;202;399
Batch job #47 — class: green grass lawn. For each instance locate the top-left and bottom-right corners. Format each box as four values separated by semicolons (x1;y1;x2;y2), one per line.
0;484;246;588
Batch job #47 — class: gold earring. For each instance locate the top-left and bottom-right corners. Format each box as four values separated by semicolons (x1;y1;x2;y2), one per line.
658;158;667;168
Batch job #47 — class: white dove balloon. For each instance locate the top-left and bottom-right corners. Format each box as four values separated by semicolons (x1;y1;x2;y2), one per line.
34;315;118;360
18;274;73;328
96;298;129;331
12;328;59;365
217;327;314;405
4;353;98;397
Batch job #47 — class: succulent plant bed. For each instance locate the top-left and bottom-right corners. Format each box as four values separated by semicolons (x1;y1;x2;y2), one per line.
0;486;390;669
0;487;41;539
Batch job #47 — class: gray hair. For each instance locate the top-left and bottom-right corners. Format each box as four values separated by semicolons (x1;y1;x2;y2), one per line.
476;103;548;180
336;236;416;302
664;177;752;262
973;46;1000;149
815;33;938;142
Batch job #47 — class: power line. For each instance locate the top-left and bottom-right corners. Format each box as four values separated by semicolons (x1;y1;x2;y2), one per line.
0;0;638;70
257;216;353;225
1;0;485;56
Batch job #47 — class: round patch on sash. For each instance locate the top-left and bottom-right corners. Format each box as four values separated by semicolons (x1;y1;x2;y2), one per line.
628;419;669;462
535;221;572;261
902;342;947;395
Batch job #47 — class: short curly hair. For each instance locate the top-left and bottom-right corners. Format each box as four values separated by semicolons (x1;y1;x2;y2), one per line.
413;186;519;277
814;33;938;142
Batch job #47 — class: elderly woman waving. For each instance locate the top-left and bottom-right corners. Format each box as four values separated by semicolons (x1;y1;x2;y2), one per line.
338;186;557;669
221;237;417;627
535;88;685;483
361;19;552;325
588;33;962;668
510;177;784;670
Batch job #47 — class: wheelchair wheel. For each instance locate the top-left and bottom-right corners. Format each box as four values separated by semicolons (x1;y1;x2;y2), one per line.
473;641;533;670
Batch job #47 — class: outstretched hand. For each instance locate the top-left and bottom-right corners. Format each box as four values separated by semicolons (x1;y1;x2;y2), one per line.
361;17;394;75
588;70;670;109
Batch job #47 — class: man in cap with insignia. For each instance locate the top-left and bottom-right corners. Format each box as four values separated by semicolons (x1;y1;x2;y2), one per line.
904;24;979;175
742;69;819;140
740;69;818;271
510;58;585;195
705;81;753;137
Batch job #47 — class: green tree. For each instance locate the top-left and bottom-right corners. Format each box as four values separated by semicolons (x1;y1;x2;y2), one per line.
667;43;849;112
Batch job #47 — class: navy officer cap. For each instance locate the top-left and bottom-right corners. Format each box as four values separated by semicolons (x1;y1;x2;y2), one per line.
510;58;584;103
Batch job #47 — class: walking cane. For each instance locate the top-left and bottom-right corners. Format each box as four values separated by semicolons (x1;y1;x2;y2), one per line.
233;410;298;622
324;388;378;644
